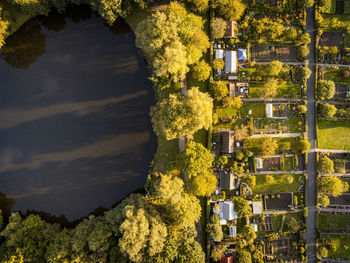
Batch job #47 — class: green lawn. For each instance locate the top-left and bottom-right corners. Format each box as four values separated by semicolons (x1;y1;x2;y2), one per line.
281;156;294;171
249;82;300;98
318;120;350;150
252;174;302;194
217;107;239;118
152;136;179;173
324;68;350;84
245;137;299;155
321;234;350;260
239;102;266;118
289;118;304;133
318;214;350;229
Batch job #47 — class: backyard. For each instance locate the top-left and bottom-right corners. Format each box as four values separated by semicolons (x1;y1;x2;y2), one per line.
318;214;350;229
318;120;350;150
321;234;350;260
324;67;350;84
252;173;302;194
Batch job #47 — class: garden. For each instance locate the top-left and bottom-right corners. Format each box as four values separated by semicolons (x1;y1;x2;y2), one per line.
252;173;302;194
317;119;350;150
319;234;350;260
318;214;350;229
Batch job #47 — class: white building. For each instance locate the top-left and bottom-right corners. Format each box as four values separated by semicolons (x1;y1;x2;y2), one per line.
251;200;263;215
215;49;224;59
266;103;273;118
213;201;238;225
225;51;237;74
228;225;237;237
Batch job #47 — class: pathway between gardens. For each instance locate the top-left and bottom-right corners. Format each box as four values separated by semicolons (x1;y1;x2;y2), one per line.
305;6;317;263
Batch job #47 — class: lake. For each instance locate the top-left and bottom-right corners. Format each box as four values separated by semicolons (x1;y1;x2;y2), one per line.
0;6;156;220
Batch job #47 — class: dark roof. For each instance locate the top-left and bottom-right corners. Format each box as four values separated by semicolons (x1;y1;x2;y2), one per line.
264;192;293;210
220;171;235;190
221;131;234;153
225;21;236;38
221;255;234;263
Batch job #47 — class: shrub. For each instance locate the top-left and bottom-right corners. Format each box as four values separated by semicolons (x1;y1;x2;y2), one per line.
319;156;334;173
317;80;335;100
213;58;225;71
211;18;227;39
191;60;211;81
298;44;310;58
319;103;337;119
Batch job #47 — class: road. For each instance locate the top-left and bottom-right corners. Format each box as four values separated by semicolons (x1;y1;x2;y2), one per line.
305;6;317;263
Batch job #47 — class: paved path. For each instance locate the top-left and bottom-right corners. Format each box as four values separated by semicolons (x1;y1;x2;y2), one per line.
250;133;302;138
248;171;304;175
318;63;350;67
242;98;302;102
254;61;305;65
316;100;350;105
305;6;317;263
315;149;350;153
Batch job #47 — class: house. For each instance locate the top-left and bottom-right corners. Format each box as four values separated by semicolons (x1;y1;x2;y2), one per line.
225;21;237;38
221;131;235;153
266;103;273;118
238;48;247;61
216;49;224;59
213;201;238;224
221;255;234;263
264;192;293;211
251;200;263;215
228;225;237;237
220;171;235;190
225;51;237;74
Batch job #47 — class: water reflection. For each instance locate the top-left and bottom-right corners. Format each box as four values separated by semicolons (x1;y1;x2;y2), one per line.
0;6;156;219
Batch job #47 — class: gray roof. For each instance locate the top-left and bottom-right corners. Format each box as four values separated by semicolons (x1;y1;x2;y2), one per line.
221;131;234;153
220;171;235;190
225;51;237;73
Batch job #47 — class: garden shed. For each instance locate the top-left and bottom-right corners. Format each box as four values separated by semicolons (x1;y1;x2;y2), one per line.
266;103;273;118
238;48;247;61
255;158;263;169
225;21;236;38
215;49;224;59
225;50;237;74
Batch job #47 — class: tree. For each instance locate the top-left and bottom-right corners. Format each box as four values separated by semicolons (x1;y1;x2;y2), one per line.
190;171;217;196
301;66;312;80
233;197;252;218
150;87;213;140
284;215;302;232
319;194;330;207
298;32;311;45
212;0;246;21
293;137;310;153
223;97;243;108
321;176;349;197
187;0;209;12
179;140;214;178
191;60;211;81
319;103;337;119
211;18;227;39
257;136;278;155
319;156;334;174
210;81;229;101
261;61;283;76
208;224;223;241
237;249;252;263
241;225;256;244
213;58;225;70
211;245;226;261
242;175;256;188
318;80;335;100
298;44;310;58
265;175;275;184
319;246;328;258
0;8;9;49
286;174;294;184
219;155;228;165
234;124;250;141
305;0;315;7
258;78;279;98
298;105;307;114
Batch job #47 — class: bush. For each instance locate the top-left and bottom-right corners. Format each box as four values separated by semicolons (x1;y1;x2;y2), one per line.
319;156;334;173
319;103;337;119
298;44;310;58
213;58;225;71
211;18;227;39
317;80;335;100
191;60;211;81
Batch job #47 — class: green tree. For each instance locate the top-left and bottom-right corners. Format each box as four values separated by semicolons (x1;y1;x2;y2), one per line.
211;17;227;39
241;225;256;244
293;137;310;153
0;8;9;48
212;0;246;20
257;136;278;155
208;223;223;241
211;244;226;261
222;97;243;108
258;78;279;98
242;175;256;188
298;44;310;58
318;80;335;100
233;197;252;218
190;171;217;196
150;87;213;140
187;0;209;12
210;80;229;101
191;60;211;81
298;105;307;114
219;155;228;165
301;66;312;80
319;246;328;258
237;249;252;263
284;215;302;232
261;61;283;76
213;58;225;70
321;176;349;197
265;175;274;184
319;156;334;174
319;103;337;119
318;194;330;207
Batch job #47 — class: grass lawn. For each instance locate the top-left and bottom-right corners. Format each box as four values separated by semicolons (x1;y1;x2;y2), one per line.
239;102;266;118
252;173;302;194
318;214;350;229
324;68;350;84
194;128;208;146
249;82;300;98
152;136;179;173
318;120;350;150
217;107;239;118
245;137;299;155
289;117;304;133
281;156;294;170
321;234;350;260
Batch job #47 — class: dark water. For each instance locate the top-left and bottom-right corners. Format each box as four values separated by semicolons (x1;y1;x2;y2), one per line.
0;6;156;220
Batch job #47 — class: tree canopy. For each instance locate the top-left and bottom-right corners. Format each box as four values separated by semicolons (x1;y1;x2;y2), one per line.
150;87;213;140
212;0;246;21
319;156;334;174
318;80;335;100
320;176;349;197
258;78;279;98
